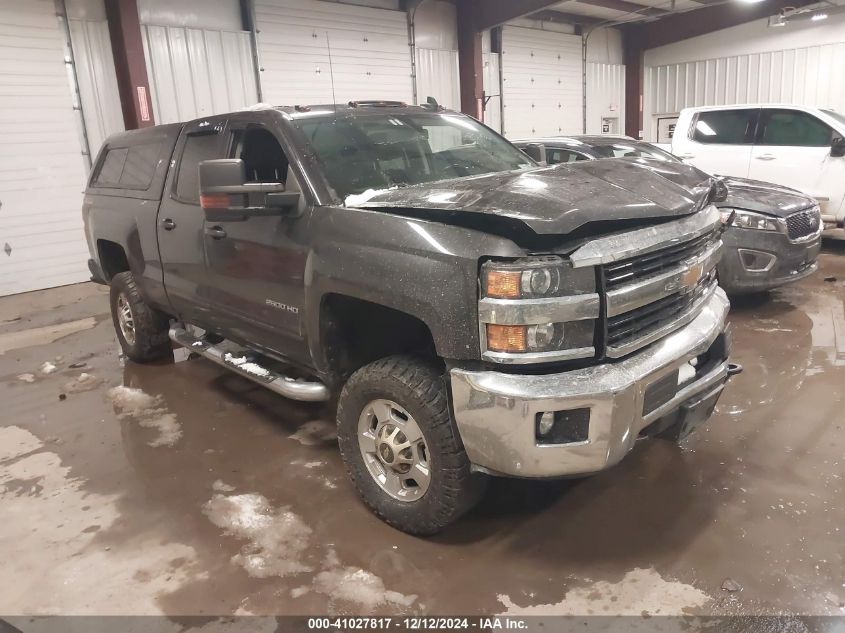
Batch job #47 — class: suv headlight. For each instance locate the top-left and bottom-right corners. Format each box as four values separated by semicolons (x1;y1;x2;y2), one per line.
721;209;781;232
479;257;599;363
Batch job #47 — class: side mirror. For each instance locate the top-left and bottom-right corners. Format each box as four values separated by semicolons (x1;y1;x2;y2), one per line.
522;143;547;165
831;137;845;158
199;158;300;220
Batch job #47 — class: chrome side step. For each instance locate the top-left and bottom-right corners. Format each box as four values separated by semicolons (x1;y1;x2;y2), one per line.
169;324;330;403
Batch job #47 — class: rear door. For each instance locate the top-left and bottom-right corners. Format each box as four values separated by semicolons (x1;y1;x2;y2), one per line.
157;118;226;324
749;108;840;215
675;108;758;177
201;114;312;364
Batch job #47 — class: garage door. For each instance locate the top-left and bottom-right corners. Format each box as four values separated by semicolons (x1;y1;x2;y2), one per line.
501;26;583;139
255;0;413;105
0;0;89;296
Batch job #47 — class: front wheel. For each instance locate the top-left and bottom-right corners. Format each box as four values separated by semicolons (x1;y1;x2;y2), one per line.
336;356;486;535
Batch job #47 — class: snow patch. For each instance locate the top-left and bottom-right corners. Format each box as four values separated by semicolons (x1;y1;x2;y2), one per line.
224;353;270;378
107;386;182;447
291;585;311;598
203;493;313;578
212;480;236;493
314;566;418;610
303;461;324;469
344;187;396;207
289;420;337;446
497;568;712;616
64;372;101;393
17;373;35;383
40;361;58;374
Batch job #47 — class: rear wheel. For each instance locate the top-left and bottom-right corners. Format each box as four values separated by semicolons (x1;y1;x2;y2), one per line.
109;271;171;363
337;355;486;535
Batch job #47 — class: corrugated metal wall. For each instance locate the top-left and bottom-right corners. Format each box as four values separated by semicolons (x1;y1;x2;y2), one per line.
0;0;90;296
415;48;459;110
586;62;624;135
141;25;258;124
500;26;583;138
67;16;123;158
254;0;413;105
644;43;845;141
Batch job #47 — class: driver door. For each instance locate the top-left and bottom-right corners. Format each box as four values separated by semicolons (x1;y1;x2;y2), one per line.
200;115;312;364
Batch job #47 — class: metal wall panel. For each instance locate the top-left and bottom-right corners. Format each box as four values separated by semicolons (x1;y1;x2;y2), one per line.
68;17;123;157
501;26;583;138
482;52;502;133
254;0;413;105
644;43;845;141
0;0;90;295
586;62;625;135
141;25;258;124
415;47;459;110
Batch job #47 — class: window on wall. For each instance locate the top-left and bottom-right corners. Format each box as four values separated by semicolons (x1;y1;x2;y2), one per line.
758;109;834;147
175;133;221;203
547;149;588;164
692;110;757;145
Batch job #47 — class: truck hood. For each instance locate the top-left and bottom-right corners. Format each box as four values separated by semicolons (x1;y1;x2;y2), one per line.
717;176;816;218
346;159;715;235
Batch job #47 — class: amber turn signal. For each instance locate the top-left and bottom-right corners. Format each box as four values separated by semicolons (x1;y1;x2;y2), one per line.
486;324;527;353
485;269;522;299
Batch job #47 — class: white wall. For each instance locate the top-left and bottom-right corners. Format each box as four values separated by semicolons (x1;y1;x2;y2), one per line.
643;13;845;141
413;0;459;109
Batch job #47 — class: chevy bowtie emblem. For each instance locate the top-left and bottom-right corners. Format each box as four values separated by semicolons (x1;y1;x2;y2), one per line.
681;262;704;290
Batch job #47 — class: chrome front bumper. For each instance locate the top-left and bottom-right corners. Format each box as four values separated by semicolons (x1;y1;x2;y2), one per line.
449;288;731;478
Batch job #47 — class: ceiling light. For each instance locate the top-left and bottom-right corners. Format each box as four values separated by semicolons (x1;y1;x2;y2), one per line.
811;12;828;20
739;0;766;4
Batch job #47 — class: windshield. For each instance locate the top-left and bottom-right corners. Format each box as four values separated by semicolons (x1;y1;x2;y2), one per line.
822;109;845;130
293;111;535;200
588;140;682;163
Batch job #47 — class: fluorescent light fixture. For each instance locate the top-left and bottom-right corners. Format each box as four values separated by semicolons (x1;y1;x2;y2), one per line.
739;0;766;4
811;12;828;20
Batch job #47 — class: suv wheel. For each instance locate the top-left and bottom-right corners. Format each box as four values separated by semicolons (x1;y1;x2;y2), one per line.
337;356;486;535
109;271;171;363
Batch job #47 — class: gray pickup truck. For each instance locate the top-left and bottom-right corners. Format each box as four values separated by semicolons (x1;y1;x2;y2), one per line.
83;102;738;534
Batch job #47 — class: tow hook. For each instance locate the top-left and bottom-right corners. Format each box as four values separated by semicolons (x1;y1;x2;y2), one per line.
727;363;743;378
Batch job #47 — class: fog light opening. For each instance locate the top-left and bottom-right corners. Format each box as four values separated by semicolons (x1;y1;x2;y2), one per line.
738;248;776;272
535;408;591;445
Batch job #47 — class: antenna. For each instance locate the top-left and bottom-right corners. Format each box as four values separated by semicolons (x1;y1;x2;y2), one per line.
325;31;337;116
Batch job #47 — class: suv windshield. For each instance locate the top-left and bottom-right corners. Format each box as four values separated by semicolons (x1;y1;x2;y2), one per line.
293;111;534;201
588;140;682;163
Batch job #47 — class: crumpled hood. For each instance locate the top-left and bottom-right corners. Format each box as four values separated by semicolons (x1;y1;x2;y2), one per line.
347;158;715;235
718;176;816;217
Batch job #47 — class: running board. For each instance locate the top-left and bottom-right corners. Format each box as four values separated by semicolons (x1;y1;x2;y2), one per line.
169;324;330;402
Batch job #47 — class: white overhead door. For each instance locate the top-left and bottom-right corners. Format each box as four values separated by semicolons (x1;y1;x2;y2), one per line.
142;25;258;124
0;0;90;296
501;26;582;139
255;0;413;105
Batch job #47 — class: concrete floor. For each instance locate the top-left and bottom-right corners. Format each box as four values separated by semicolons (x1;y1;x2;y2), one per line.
1;244;844;618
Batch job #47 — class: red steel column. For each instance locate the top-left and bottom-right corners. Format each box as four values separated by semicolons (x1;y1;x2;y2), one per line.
456;0;484;120
105;0;154;129
623;28;644;139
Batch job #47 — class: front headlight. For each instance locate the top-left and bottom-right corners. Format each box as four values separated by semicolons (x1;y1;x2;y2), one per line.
479;257;598;363
721;209;781;232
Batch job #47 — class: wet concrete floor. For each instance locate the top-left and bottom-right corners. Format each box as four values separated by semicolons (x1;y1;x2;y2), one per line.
1;243;844;617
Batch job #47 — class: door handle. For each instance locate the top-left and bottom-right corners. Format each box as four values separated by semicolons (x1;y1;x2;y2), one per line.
205;226;227;240
755;154;776;161
160;218;176;231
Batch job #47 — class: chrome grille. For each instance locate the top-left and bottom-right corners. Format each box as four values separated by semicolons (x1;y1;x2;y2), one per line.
785;207;821;241
604;229;720;289
607;271;717;351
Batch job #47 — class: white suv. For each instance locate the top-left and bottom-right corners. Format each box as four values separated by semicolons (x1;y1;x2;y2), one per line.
671;105;845;229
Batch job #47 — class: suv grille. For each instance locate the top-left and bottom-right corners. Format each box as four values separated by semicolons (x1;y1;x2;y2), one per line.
785;207;821;241
604;231;718;290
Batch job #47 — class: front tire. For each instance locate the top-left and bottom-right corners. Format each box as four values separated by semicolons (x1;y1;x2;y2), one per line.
337;356;486;535
109;271;171;363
